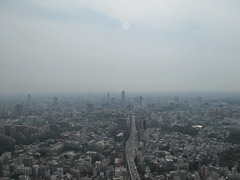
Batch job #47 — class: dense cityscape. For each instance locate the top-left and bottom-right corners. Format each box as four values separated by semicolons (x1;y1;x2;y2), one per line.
1;0;240;179
0;91;240;180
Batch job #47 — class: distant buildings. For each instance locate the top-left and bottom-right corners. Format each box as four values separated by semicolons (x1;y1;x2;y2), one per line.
15;104;24;116
27;94;31;104
121;91;125;106
0;92;240;180
53;97;58;106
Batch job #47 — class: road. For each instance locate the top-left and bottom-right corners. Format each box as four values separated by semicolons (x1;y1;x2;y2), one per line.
125;113;140;180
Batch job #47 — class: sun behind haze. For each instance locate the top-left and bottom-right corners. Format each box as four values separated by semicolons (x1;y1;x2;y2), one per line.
0;0;240;94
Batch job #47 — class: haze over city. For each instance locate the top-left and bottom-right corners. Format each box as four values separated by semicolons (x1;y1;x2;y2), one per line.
1;0;240;94
2;2;240;179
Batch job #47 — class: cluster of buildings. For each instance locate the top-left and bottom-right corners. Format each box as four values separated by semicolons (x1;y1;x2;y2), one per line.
0;92;240;179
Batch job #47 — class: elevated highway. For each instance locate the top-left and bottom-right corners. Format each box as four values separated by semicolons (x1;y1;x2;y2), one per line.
125;114;140;180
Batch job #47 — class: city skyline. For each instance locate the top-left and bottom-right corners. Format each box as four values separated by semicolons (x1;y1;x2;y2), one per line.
1;0;240;94
0;89;240;179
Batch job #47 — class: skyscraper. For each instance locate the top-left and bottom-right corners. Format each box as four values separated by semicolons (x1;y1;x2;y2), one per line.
57;167;63;180
53;97;58;106
121;91;125;105
139;96;143;107
27;94;31;104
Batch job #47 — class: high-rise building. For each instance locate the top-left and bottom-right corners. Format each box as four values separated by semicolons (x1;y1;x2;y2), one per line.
27;94;31;104
32;165;39;177
139;96;143;107
57;167;63;180
53;97;58;106
232;165;239;179
121;91;125;105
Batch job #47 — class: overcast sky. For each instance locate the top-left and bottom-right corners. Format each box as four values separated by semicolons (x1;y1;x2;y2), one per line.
0;0;240;94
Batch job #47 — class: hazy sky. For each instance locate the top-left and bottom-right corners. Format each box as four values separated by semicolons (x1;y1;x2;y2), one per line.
1;0;240;94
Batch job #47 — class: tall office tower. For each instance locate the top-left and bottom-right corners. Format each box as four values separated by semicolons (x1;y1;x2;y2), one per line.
121;90;125;105
139;96;143;107
232;165;239;179
53;97;58;106
107;92;110;99
57;167;63;180
27;94;31;104
32;165;39;177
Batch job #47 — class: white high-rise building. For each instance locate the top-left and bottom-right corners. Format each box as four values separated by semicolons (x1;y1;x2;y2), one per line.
57;167;63;180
